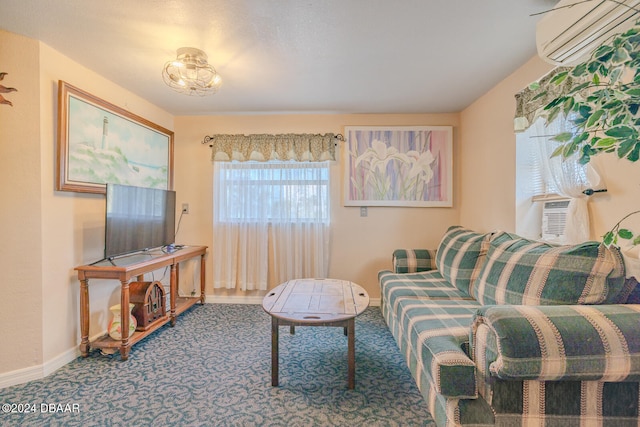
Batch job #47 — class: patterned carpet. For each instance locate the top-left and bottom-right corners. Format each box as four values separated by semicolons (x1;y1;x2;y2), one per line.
1;304;435;426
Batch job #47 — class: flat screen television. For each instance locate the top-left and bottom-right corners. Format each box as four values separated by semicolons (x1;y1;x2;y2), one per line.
105;183;176;259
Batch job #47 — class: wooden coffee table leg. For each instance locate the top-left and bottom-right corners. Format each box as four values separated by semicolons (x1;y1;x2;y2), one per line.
347;318;355;389
271;316;279;386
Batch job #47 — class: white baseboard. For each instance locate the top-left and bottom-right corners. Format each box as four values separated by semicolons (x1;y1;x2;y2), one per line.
0;346;79;390
1;296;380;389
205;294;381;306
204;295;266;305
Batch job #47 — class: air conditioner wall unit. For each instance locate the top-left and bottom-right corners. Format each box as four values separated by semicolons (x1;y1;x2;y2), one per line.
536;0;640;65
541;198;570;242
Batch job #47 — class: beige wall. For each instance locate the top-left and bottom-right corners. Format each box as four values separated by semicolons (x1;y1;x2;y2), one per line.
459;55;640;241
0;30;43;373
459;56;554;232
174;114;461;301
0;30;176;381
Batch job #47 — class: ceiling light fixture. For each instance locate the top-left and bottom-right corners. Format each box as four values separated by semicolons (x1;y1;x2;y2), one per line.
162;47;222;96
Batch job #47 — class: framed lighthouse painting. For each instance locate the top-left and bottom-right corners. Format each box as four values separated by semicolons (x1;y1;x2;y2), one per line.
56;81;174;194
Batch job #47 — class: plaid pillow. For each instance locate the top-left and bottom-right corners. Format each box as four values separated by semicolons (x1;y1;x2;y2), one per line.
392;249;437;273
472;237;626;305
435;226;495;295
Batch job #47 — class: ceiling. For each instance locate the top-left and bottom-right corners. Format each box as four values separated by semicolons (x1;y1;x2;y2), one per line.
0;0;559;116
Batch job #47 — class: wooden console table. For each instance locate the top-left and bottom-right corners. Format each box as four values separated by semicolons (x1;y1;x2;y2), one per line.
75;245;207;360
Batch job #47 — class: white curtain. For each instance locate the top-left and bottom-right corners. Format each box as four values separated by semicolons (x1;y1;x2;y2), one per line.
213;161;330;291
531;116;602;244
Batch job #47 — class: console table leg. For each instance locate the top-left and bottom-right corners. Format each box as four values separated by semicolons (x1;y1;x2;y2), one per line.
170;263;177;326
347;319;355;389
199;253;206;304
120;280;130;361
79;278;90;357
271;317;279;386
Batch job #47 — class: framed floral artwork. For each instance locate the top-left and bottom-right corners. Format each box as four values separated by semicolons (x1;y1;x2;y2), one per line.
343;126;453;207
56;81;174;194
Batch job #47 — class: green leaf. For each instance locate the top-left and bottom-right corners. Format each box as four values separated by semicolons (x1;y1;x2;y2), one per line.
550;71;569;85
633;235;640;246
626;88;640;97
572;64;587;77
574;132;589;144
572;115;588;127
612;113;629;126
530;91;548;102
579;151;591;164
550;144;565;158
544;96;565;110
563;140;579;157
603;231;615;246
547;106;562;123
588;60;601;74
613;47;631;64
586;109;605;128
599;64;608;78
610;67;624;84
602;99;623;110
628;143;640;162
605;126;636;138
618;229;634;239
594;45;614;60
595;137;617;148
571;81;591;94
563;97;575;115
579;143;596;164
552;132;574;143
579;105;593;118
593;73;601;85
528;82;540;91
618;138;636;158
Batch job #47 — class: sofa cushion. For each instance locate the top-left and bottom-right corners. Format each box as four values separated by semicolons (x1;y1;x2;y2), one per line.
379;270;474;306
471;304;640;382
471;237;626;306
435;226;493;295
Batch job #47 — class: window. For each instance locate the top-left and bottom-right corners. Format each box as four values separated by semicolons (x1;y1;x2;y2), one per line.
516;115;593;243
214;161;329;223
521;115;589;199
212;160;331;291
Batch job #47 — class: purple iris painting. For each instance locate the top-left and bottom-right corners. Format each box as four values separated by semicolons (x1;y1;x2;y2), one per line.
344;126;452;207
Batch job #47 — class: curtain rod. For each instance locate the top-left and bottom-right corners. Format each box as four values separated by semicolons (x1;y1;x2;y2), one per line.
201;133;344;146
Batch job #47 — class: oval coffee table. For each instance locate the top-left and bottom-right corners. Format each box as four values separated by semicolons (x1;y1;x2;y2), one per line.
262;278;370;389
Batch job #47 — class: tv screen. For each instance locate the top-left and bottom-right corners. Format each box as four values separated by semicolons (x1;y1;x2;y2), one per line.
105;184;176;259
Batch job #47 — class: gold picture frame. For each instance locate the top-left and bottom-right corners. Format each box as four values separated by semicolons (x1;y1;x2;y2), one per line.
57;81;174;194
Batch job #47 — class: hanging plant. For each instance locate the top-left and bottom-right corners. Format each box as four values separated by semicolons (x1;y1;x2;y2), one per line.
530;22;640;246
533;23;640;165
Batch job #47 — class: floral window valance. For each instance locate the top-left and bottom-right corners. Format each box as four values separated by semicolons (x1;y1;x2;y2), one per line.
203;133;339;162
514;66;574;132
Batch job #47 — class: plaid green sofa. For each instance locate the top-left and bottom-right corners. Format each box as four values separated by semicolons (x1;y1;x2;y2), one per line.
379;225;640;427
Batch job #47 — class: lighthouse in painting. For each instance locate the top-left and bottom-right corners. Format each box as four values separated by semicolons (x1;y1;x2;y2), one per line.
101;116;109;150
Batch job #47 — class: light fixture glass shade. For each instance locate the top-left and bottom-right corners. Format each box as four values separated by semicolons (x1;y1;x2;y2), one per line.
162;47;222;96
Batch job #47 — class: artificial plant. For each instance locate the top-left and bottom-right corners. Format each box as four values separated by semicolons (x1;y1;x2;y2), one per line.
531;22;640;246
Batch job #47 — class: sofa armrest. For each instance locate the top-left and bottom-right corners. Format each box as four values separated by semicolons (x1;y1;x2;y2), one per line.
392;249;437;273
470;304;640;382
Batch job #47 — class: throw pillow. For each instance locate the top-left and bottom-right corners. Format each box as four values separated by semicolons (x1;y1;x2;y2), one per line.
471;237;626;305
